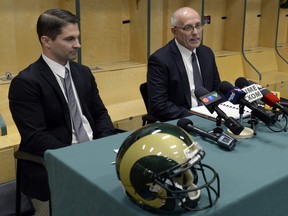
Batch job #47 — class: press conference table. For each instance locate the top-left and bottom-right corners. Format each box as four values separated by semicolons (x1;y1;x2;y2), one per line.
44;116;288;216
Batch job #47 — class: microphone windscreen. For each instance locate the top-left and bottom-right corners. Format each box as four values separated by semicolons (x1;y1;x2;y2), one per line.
248;80;256;85
177;118;193;129
218;81;233;94
260;88;270;96
235;77;250;89
195;87;209;98
263;92;280;106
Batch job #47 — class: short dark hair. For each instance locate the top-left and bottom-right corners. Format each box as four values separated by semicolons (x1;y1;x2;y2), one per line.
36;9;79;42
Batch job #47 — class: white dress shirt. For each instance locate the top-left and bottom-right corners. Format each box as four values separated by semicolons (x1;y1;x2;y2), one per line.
175;39;202;108
42;53;93;143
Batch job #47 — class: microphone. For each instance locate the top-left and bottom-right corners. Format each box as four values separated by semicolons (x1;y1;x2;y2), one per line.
235;77;263;103
280;101;288;108
177;118;236;151
194;87;244;135
235;77;288;116
235;77;250;89
219;81;275;125
250;81;288;116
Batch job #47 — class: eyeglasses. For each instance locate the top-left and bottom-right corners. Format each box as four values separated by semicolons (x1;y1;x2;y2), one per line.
173;23;205;32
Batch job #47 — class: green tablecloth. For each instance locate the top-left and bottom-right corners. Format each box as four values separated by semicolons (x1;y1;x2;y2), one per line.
44;116;288;216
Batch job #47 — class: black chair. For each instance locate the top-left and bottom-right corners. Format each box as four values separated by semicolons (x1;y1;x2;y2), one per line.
14;150;52;216
139;82;158;126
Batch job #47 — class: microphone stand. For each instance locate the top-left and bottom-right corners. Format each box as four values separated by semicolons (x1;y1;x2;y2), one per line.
239;104;244;125
210;115;237;149
231;104;254;139
248;113;258;135
213;115;224;135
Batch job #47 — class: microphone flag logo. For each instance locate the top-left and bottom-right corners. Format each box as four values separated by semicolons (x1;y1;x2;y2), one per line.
241;84;262;102
224;87;246;104
200;91;221;105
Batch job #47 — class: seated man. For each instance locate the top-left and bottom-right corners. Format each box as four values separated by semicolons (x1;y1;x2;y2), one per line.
9;9;115;201
147;7;221;121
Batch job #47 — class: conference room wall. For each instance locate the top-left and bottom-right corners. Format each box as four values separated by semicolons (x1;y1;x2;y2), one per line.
242;0;288;95
0;0;288;184
277;6;288;63
1;0;287;109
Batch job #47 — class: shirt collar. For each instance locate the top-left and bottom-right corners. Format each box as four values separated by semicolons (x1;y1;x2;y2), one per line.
42;53;70;79
174;39;197;59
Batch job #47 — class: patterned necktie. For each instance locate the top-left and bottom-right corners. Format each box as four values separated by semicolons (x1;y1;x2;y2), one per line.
192;53;203;105
63;67;89;143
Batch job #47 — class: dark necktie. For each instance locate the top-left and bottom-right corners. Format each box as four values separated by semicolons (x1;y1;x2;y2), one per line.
192;52;203;90
192;53;203;105
63;67;89;143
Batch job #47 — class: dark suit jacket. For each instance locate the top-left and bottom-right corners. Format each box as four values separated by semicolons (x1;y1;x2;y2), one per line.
147;39;221;121
9;56;115;200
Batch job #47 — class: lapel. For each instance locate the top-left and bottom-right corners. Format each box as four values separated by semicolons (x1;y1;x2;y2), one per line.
37;57;72;130
169;40;192;107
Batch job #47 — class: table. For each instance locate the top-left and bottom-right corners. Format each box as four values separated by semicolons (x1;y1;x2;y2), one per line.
44;116;288;216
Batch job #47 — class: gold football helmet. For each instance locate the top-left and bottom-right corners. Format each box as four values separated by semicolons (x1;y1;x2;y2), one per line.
116;123;220;214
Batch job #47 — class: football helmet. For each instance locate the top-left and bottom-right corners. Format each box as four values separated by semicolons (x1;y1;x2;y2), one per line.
116;123;220;214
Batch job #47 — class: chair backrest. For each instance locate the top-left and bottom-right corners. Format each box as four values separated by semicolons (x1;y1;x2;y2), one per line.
139;82;149;112
0;113;7;136
139;82;159;125
14;150;52;216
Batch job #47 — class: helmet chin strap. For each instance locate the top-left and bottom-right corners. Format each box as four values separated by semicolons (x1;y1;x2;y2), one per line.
187;184;201;201
149;183;163;193
182;184;201;209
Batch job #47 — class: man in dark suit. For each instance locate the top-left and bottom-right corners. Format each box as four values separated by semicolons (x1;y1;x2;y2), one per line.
147;7;221;121
9;9;115;201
